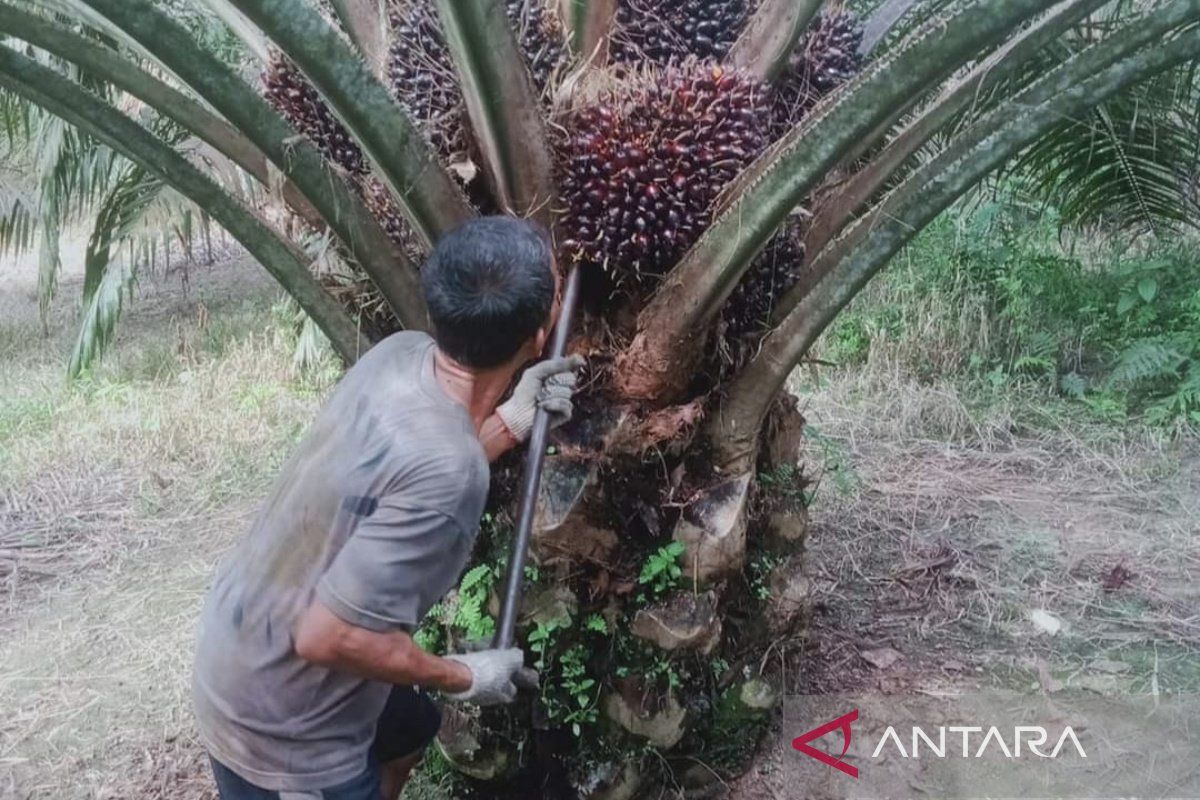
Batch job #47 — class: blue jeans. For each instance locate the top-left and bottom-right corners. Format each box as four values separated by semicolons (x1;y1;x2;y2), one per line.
208;685;441;799
210;757;381;800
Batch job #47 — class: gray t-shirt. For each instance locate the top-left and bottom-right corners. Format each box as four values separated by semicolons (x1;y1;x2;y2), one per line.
193;331;489;791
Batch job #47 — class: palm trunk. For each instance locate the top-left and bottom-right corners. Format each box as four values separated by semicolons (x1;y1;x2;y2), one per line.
433;384;810;798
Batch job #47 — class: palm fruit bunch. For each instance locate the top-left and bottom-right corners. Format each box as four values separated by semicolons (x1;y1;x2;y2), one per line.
774;8;865;128
723;224;805;336
559;63;771;293
363;179;416;248
262;54;369;175
263;54;416;249
505;0;564;92
610;0;753;64
267;0;562;175
795;8;865;95
386;0;465;159
387;0;562;159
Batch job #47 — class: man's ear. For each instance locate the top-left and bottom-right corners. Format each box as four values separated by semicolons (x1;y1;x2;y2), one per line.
532;326;549;357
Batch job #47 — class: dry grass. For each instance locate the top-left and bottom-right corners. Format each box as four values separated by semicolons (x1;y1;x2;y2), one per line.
0;254;333;799
787;363;1200;694
730;364;1198;799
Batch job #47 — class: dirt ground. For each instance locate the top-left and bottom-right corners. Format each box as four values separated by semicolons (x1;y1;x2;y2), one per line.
1;248;298;799
2;250;1197;799
729;372;1200;799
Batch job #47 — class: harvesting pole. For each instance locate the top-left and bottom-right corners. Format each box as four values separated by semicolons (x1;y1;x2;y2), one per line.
494;265;583;649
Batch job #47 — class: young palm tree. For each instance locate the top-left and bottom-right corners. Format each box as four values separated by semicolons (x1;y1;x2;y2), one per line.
2;0;1198;794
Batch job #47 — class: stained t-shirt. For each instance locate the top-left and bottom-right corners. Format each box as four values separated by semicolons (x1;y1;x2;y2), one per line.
192;331;489;791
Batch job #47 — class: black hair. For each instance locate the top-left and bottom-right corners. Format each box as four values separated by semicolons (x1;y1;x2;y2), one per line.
421;216;556;369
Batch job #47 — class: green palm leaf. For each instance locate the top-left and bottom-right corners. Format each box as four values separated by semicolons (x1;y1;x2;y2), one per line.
1013;50;1200;235
67;252;135;378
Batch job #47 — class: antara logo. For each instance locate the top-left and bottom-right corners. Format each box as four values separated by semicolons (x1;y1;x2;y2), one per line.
792;709;860;778
792;709;1087;778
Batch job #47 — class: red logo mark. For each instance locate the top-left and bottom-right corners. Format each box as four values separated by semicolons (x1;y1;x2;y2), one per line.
792;709;860;778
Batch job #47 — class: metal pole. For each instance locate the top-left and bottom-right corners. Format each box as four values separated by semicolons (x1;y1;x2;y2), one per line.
494;265;583;649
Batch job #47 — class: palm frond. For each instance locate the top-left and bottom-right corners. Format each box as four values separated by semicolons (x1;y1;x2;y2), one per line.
67;254;134;379
559;0;618;63
729;0;822;82
73;0;428;328
0;188;36;256
0;42;369;361
293;312;331;375
711;22;1200;466
615;0;1066;400
434;0;557;223
1013;52;1200;235
190;0;271;62
81;159;169;302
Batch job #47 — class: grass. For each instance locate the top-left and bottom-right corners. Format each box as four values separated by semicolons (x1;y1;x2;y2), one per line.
777;195;1200;711
784;366;1199;700
0;258;346;798
0;255;463;800
812;196;1200;433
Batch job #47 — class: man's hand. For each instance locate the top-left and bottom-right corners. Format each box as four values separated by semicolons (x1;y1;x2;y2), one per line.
442;648;539;706
496;354;585;442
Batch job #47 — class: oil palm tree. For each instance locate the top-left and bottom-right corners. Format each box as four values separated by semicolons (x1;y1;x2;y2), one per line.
1;0;1198;795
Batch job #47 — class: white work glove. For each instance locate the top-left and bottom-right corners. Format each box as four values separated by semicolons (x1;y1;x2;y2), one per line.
496;354;585;442
443;648;539;706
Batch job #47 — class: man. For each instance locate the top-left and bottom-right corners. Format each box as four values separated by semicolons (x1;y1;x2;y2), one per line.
193;216;582;800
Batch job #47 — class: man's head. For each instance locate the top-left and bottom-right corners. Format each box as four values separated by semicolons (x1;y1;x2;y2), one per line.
422;216;557;370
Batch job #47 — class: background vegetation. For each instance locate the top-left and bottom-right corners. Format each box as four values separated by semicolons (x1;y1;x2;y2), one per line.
822;189;1200;430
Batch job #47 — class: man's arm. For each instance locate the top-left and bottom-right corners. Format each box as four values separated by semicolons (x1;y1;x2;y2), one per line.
478;413;520;462
294;599;471;691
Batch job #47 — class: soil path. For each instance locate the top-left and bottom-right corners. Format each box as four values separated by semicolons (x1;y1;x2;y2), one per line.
729;387;1199;798
2;251;285;799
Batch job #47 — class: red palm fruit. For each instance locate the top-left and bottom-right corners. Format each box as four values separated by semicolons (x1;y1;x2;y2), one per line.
387;0;563;160
262;53;368;175
558;62;771;295
773;9;865;131
611;0;753;65
386;0;464;158
795;9;865;95
723;222;806;336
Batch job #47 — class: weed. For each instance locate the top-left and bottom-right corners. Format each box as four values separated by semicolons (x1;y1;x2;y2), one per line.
819;194;1200;428
747;552;787;601
756;462;809;505
413;603;446;654
451;563;497;642
637;541;685;601
543;643;601;737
